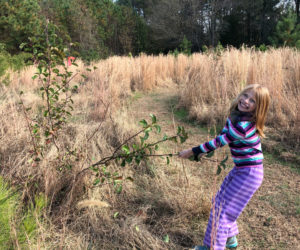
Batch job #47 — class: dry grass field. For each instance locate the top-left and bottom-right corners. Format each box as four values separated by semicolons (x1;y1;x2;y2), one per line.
0;48;299;249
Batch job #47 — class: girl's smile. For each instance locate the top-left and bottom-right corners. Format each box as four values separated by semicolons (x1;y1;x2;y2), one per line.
238;90;256;112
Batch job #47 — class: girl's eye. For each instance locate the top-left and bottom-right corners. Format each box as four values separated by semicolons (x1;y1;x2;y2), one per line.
243;93;248;98
250;99;255;104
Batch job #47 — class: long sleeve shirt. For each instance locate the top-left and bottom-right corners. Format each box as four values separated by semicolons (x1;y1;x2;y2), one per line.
192;117;263;168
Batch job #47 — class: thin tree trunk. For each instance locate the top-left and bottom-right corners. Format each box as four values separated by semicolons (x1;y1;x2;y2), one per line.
296;0;300;24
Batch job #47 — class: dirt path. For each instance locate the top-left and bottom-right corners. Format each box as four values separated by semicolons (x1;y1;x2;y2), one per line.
128;87;300;250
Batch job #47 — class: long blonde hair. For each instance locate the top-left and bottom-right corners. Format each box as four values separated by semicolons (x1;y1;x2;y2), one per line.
230;84;270;137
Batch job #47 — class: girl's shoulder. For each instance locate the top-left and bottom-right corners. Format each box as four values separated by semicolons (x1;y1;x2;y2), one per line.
228;118;256;137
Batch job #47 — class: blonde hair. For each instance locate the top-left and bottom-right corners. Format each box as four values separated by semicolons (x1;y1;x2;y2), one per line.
230;84;270;137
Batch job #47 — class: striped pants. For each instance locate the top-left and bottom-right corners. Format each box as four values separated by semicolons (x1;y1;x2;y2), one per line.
203;166;264;250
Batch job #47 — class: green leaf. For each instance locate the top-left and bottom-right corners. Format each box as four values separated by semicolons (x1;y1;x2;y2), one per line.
122;145;130;154
163;234;170;243
220;155;229;165
166;157;170;165
37;66;42;74
206;151;215;158
155;145;159;151
121;159;126;167
177;126;182;134
221;162;227;170
150;114;156;124
113;212;119;218
140;136;144;145
154;124;161;133
93;178;100;185
115;184;123;194
125;157;133;163
32;75;38;80
143;131;149;141
179;136;187;144
135;225;140;232
145;127;152;133
135;156;141;165
126;177;134;182
19;43;27;49
163;134;168;141
44;130;50;137
139;119;148;128
216;165;222;175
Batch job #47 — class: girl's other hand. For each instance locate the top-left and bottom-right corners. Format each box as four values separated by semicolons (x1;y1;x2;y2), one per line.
178;149;193;159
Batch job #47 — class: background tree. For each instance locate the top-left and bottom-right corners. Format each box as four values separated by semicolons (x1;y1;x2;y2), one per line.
0;0;41;54
269;10;300;48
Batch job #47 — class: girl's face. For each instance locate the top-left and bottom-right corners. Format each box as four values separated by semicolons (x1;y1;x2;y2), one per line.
238;90;256;113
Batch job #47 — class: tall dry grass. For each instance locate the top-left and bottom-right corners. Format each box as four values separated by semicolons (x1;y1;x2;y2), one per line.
0;57;209;249
178;48;300;147
1;47;299;248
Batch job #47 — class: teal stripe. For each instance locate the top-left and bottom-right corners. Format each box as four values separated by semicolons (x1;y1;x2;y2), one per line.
231;148;255;153
240;121;251;129
233;156;263;163
228;128;242;140
209;141;216;149
243;137;259;143
246;129;256;137
200;144;207;153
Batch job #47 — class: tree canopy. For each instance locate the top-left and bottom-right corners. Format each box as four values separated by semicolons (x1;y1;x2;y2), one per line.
0;0;299;61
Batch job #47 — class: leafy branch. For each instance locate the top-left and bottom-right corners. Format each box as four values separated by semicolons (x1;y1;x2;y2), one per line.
76;114;188;192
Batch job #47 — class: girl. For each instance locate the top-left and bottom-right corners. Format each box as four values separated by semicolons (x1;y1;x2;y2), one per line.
179;84;270;250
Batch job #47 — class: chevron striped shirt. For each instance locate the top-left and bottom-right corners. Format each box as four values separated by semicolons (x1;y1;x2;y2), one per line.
192;117;263;168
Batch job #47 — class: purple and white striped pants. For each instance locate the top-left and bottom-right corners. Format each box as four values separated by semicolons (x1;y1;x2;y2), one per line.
203;166;264;250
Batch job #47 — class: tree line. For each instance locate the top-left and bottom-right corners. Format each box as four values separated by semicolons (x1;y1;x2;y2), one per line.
0;0;299;62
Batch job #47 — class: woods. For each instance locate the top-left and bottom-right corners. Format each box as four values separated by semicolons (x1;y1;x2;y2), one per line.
0;0;300;62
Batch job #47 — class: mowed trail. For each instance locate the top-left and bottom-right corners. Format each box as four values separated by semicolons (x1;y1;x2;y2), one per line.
128;86;300;250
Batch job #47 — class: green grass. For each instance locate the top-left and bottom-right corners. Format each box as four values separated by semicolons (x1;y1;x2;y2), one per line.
0;177;18;249
132;91;143;101
264;151;300;174
0;176;46;249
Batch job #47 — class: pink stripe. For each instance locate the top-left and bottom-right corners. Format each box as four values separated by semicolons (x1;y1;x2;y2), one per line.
212;139;218;148
232;154;263;160
231;145;258;150
223;135;231;144
235;165;263;168
202;144;209;152
246;133;258;140
246;126;256;136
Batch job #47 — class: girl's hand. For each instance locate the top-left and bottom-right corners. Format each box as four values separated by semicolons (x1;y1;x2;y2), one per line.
178;149;194;159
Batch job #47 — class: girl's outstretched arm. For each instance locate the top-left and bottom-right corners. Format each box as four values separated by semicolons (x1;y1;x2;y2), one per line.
178;149;194;158
178;149;205;159
192;118;256;157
